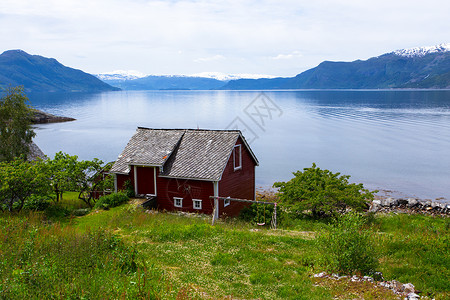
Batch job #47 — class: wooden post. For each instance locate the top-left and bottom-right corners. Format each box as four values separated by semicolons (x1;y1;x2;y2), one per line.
271;203;277;229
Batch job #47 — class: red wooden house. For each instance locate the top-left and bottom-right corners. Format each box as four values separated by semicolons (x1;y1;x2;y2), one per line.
110;127;259;217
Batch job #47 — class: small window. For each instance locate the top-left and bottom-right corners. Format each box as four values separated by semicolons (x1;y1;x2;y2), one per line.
224;197;230;207
193;199;202;210
174;197;183;208
233;144;242;170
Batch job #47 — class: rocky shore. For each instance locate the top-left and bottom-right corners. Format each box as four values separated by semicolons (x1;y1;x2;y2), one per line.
32;109;75;124
369;197;450;216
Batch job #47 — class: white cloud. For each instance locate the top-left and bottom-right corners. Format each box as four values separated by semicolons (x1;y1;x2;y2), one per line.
272;51;303;60
194;55;226;63
0;0;449;76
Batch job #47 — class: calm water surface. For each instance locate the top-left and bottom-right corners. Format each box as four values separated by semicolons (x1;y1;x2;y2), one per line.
29;90;450;201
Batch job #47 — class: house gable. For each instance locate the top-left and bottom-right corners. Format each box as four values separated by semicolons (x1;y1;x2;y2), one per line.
160;129;241;181
218;136;257;215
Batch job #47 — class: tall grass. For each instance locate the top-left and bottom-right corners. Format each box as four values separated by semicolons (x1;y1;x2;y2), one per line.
1;204;448;299
0;212;177;299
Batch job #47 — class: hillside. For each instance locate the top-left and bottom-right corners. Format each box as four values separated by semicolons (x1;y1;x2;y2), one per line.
1;199;448;299
0;50;120;92
220;44;450;89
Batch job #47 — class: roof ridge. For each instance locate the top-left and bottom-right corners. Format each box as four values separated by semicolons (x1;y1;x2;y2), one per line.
137;127;241;133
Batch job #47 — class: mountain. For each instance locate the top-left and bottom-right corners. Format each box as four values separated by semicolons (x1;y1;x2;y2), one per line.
0;50;119;92
99;75;226;90
220;43;450;89
95;72;276;90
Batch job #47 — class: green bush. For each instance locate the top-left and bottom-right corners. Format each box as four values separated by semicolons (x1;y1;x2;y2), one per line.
94;192;129;210
316;212;378;276
274;163;375;219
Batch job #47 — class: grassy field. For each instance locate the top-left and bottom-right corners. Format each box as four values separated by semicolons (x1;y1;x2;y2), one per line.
0;198;448;299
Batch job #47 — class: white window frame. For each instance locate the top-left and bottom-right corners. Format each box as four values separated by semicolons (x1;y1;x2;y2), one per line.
233;144;242;171
193;199;202;210
174;197;183;208
224;197;231;207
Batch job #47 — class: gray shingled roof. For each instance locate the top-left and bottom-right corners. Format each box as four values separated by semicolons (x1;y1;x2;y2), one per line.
110;129;185;174
110;127;258;181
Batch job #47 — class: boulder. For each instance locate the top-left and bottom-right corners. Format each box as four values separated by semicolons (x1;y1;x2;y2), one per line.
369;201;381;212
431;202;441;209
403;283;415;293
407;198;419;207
398;198;408;205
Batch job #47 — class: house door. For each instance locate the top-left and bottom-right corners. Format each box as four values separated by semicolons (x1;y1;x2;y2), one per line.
136;166;156;195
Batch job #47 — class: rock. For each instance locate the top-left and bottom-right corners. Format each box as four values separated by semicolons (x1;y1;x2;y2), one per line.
32;109;75;124
423;200;432;207
403;283;415;293
369;201;381;212
439;202;447;209
363;276;374;282
391;280;405;292
431;202;441;209
372;200;382;206
351;275;359;282
407;198;419;207
398;198;408;205
388;197;399;206
406;292;420;300
313;272;327;278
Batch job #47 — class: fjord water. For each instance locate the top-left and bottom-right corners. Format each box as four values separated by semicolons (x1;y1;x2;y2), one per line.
29;90;450;201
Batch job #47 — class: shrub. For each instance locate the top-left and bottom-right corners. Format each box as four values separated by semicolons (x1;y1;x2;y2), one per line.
274;163;375;219
123;180;135;198
94;192;129;210
22;195;52;211
316;212;378;276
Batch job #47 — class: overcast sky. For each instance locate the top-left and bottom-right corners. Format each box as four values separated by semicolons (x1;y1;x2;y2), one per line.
1;0;449;76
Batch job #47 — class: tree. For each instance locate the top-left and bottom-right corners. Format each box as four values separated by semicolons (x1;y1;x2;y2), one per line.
75;159;114;208
46;152;112;207
273;163;375;218
0;158;50;212
47;152;80;202
0;86;35;162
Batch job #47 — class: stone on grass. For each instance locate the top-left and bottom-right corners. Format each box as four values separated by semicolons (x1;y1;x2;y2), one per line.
403;283;415;293
406;292;420;300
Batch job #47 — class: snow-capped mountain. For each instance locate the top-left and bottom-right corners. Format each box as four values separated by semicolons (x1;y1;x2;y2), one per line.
96;70;147;81
393;43;450;57
187;72;276;81
96;70;276;82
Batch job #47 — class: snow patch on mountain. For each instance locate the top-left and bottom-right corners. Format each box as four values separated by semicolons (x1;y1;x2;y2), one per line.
393;43;450;57
96;70;147;81
188;72;276;81
96;70;277;82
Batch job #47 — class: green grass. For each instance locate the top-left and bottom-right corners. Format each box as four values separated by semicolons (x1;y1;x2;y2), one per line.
0;203;448;299
376;214;450;298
